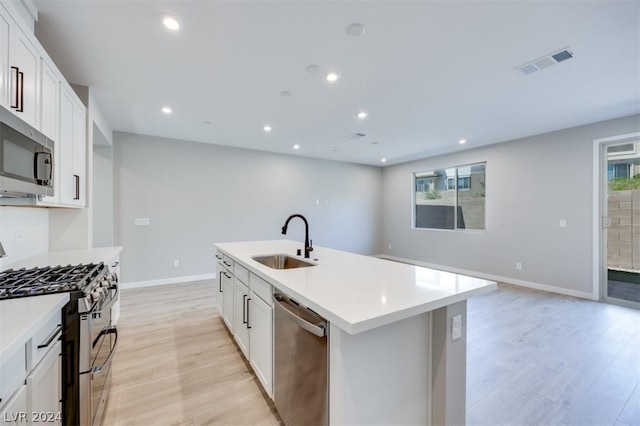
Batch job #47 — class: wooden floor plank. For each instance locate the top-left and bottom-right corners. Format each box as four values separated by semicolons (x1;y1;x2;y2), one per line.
103;280;640;426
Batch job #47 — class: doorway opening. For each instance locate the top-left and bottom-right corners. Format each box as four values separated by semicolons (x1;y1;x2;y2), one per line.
595;133;640;308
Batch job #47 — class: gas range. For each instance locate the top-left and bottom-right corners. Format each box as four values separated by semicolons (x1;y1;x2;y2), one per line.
0;261;119;425
0;263;111;303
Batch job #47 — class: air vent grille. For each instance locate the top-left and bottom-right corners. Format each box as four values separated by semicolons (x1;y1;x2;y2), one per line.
551;50;573;63
515;47;574;75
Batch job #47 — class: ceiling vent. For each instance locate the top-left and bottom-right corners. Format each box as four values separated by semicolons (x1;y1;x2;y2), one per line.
515;47;574;75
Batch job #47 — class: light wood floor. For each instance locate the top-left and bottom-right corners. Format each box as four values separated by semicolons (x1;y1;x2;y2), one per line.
101;281;282;426
103;281;640;426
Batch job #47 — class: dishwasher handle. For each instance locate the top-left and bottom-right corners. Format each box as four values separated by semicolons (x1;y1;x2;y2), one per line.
274;295;326;337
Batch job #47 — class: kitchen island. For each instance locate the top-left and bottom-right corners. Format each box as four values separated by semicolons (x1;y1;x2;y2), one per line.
216;240;496;425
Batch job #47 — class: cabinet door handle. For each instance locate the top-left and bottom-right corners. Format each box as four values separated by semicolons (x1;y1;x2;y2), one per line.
10;66;19;109
219;271;223;292
111;261;119;268
246;297;252;329
17;70;24;112
74;174;80;200
242;294;247;324
37;324;62;349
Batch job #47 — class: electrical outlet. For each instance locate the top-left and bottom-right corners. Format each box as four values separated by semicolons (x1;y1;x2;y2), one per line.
452;315;462;341
516;262;523;270
173;259;180;268
559;219;567;228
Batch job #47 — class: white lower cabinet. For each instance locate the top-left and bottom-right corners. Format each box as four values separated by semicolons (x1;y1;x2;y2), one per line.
26;341;61;426
216;252;274;398
1;308;62;426
248;292;273;397
222;270;234;332
233;280;250;358
0;385;26;425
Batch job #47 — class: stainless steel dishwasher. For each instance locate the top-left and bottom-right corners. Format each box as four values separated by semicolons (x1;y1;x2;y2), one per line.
273;292;328;426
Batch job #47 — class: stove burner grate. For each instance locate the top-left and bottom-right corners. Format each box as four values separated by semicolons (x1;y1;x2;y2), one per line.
0;263;104;300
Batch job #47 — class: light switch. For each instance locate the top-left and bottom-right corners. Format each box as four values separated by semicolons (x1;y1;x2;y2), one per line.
134;218;150;226
559;219;567;228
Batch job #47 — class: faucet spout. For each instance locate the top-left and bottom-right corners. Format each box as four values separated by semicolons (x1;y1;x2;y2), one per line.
281;214;313;258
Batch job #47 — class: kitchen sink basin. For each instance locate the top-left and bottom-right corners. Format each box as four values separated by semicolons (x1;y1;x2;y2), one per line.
252;254;315;270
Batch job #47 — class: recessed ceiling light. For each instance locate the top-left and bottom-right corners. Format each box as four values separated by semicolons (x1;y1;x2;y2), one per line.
458;139;467;144
161;106;172;114
358;111;368;119
162;15;180;31
263;125;272;132
293;144;300;150
381;158;387;163
326;72;340;82
346;23;365;37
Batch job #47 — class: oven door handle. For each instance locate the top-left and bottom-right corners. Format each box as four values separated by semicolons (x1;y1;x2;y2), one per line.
91;327;118;378
93;285;119;315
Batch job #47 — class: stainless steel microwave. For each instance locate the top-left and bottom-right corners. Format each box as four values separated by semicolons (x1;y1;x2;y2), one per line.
0;105;54;198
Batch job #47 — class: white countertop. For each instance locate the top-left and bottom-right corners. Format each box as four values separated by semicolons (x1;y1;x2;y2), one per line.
2;246;122;271
216;240;497;334
0;293;69;362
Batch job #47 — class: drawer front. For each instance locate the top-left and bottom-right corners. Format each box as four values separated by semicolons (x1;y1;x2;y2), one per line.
0;346;26;413
235;263;249;285
222;255;234;272
29;310;62;371
249;273;272;305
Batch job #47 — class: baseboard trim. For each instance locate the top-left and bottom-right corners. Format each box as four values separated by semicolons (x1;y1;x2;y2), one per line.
121;273;216;290
376;255;597;301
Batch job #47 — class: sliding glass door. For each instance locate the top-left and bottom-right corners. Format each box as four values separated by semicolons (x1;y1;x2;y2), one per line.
601;137;640;307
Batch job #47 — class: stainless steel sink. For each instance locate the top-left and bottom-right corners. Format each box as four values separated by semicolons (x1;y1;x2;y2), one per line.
252;254;315;270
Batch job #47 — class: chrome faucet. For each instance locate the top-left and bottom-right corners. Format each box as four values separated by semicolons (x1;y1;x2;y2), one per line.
281;214;313;258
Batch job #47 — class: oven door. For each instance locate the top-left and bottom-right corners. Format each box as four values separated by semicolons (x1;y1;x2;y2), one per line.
79;286;118;425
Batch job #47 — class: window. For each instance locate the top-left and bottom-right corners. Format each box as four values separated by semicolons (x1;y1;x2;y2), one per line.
414;163;485;230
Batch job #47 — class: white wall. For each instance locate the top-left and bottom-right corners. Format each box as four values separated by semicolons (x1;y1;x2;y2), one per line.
382;114;640;298
114;132;383;284
0;207;49;269
93;145;114;247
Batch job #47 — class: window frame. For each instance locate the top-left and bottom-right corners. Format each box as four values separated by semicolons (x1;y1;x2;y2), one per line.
412;162;486;232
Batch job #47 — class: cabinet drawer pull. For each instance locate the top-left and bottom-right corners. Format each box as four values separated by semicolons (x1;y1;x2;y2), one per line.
223;260;232;267
37;324;62;349
223;272;231;279
215;254;222;260
111;261;119;268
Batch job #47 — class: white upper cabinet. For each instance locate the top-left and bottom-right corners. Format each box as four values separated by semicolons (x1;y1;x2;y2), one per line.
39;60;59;204
58;86;86;207
0;8;10;108
0;2;87;209
9;21;39;128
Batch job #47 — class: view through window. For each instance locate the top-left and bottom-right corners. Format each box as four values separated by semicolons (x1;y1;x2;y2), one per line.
414;163;486;230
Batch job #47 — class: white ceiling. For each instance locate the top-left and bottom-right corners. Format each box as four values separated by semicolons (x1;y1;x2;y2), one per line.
33;1;640;166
